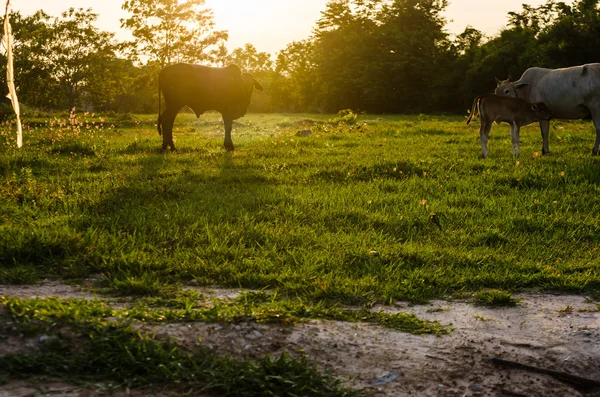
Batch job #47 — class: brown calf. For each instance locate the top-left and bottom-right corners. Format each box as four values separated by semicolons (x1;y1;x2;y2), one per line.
466;94;551;157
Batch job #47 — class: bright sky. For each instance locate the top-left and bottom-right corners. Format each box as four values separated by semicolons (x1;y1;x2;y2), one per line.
10;0;571;55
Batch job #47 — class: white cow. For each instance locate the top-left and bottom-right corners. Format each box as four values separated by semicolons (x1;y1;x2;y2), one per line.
495;63;600;155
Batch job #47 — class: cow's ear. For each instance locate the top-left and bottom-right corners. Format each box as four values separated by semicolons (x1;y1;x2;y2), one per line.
226;64;242;77
254;79;263;91
494;77;501;84
514;82;529;90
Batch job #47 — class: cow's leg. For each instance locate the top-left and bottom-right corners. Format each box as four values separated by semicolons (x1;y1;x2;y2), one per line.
479;119;493;158
223;117;234;152
510;121;521;156
539;120;550;154
591;111;600;155
159;109;178;152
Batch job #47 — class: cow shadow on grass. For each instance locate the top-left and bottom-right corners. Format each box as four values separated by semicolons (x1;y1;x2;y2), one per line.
74;150;283;289
81;152;279;229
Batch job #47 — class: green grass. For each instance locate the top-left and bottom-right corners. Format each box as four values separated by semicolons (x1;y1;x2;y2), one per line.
474;289;520;307
1;110;599;303
0;297;356;396
1;294;449;335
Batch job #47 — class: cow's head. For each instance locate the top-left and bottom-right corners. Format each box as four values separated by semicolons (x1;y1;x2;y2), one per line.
242;73;263;94
236;73;262;114
225;71;263;120
494;76;529;99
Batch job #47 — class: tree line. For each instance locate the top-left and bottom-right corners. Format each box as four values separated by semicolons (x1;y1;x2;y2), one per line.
1;0;600;117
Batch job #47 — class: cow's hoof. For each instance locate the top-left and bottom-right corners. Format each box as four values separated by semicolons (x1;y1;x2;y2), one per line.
542;148;550;155
224;145;234;152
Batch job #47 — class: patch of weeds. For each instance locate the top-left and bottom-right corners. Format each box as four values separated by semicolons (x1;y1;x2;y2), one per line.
474;313;492;322
229;294;449;335
110;274;164;296
360;310;450;334
141;289;205;309
50;141;96;156
426;305;449;313
329;109;359;125
474;289;519;308
1;298;355;397
235;290;277;305
558;305;575;315
2;297;113;325
0;265;40;284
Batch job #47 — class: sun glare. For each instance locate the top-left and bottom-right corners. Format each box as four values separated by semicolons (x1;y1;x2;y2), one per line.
204;0;325;53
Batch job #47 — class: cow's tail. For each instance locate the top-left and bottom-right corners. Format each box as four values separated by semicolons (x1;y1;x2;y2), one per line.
157;74;162;136
466;96;482;125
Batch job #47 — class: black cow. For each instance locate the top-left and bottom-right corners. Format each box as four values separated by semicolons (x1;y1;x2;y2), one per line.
157;63;263;151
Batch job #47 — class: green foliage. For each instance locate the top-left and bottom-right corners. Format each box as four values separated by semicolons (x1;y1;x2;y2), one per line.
222;43;273;73
329;109;359;125
0;9;117;111
474;290;520;307
4;0;600;114
271;0;451;113
120;0;228;66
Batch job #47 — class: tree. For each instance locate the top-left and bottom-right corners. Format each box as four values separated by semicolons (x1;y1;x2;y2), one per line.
307;0;451;113
273;40;319;112
374;0;451;112
45;8;117;110
120;0;228;66
222;44;273;73
1;9;117;111
535;0;600;67
0;11;59;110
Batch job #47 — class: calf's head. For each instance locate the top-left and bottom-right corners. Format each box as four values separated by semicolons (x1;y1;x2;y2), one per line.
530;102;551;121
494;76;529;98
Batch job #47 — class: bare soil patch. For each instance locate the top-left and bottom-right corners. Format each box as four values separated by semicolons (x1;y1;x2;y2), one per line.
1;282;599;396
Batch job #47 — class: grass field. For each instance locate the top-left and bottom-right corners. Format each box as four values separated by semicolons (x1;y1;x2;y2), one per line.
2;110;599;301
1;110;599;393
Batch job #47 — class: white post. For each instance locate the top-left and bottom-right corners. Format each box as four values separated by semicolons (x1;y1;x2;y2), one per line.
3;0;22;148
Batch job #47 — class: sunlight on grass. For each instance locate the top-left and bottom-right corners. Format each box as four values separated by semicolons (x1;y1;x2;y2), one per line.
0;112;599;305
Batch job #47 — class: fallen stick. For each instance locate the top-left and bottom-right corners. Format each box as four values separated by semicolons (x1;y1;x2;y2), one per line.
487;357;600;392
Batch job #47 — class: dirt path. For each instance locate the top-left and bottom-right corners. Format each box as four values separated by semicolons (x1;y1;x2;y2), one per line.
1;282;599;396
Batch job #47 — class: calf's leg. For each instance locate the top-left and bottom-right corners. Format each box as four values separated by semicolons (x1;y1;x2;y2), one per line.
479;119;493;158
510;121;521;156
539;120;550;154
